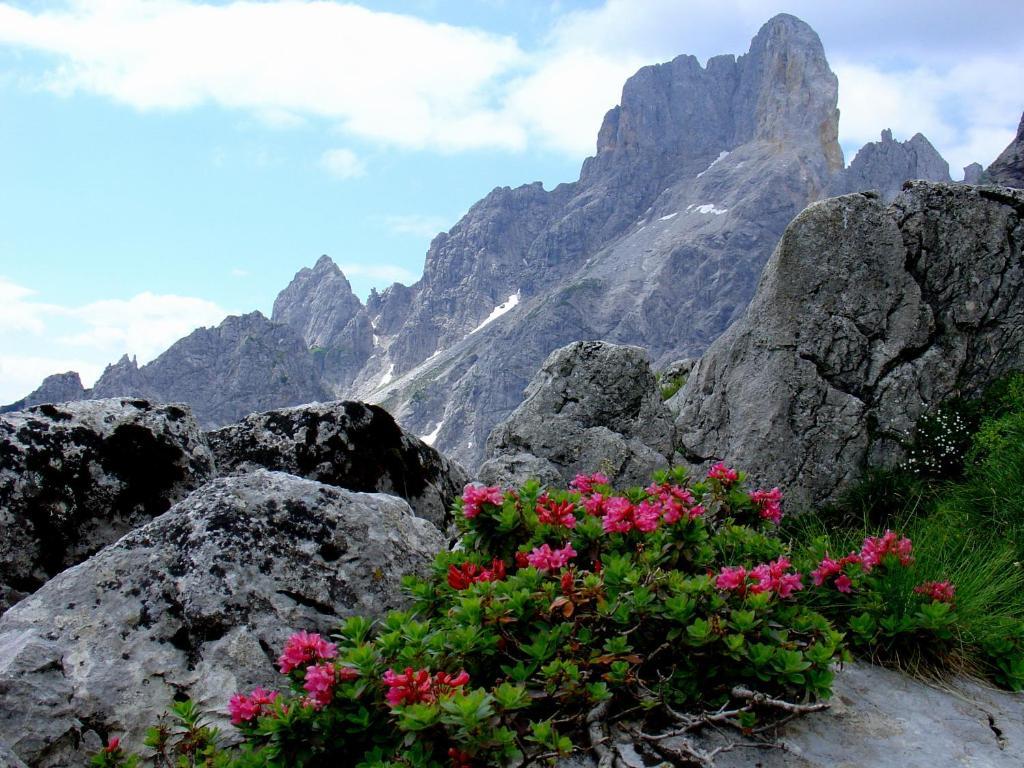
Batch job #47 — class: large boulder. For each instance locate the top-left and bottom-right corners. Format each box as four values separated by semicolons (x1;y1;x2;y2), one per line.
0;470;445;767
481;341;675;488
0;399;215;612
676;182;1024;508
206;401;468;528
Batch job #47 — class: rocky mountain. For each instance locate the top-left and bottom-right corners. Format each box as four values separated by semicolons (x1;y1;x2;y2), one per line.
830;129;950;202
0;372;86;415
9;14;985;469
986;110;1024;187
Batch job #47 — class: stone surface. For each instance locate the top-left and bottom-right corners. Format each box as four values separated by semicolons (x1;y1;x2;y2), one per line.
563;662;1024;767
0;399;214;612
481;342;675;488
207;401;468;528
0;373;86;415
986;111;1024;188
89;311;330;428
676;182;1024;508
833;129;950;202
0;470;445;767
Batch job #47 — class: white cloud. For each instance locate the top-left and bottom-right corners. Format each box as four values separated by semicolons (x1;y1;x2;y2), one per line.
339;262;417;283
230;267;250;277
382;214;451;239
0;0;526;152
321;147;366;179
0;277;228;402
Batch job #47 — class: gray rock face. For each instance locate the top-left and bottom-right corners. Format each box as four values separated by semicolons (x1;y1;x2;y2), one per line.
0;470;445;767
963;162;984;185
0;373;86;415
90;312;330;428
986;111;1024;188
480;342;674;488
0;399;214;612
207;401;468;528
834;129;950;202
272;255;373;393
676;182;1024;508
564;662;1024;768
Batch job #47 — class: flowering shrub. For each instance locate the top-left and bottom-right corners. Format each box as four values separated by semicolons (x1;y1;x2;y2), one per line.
900;404;973;478
99;465;968;767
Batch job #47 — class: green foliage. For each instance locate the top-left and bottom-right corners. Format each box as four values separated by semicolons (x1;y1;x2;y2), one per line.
659;375;686;401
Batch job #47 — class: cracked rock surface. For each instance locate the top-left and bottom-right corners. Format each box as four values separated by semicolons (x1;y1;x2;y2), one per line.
207;400;468;528
0;470;444;768
0;399;215;612
481;341;675;488
676;181;1024;508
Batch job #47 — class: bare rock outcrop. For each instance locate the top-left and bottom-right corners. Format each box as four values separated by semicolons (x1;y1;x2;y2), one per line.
676;181;1024;508
0;470;444;767
986;111;1024;188
481;341;675;488
0;399;214;612
207;401;468;528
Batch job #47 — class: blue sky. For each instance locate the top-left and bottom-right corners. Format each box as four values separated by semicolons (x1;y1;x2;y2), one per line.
1;0;1022;402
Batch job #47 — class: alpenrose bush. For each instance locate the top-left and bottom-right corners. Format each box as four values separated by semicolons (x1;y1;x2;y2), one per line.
94;466;961;768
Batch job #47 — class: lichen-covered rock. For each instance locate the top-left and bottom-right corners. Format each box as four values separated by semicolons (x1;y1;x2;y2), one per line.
481;342;675;488
0;470;445;767
0;399;214;612
206;401;467;528
676;182;1024;508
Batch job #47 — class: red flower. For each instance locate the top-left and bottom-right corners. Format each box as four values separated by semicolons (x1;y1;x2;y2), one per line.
447;559;507;589
536;494;577;529
914;580;955;603
103;737;120;754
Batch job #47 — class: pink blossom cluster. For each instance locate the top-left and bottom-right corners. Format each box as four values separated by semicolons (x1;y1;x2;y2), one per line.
525;542;577;571
707;462;739;486
447;559;507;590
569;472;609;494
461;484;504;519
645;482;706;524
535;494;577;528
382;667;470;708
749;487;783;524
602;498;659;533
914;580;955;603
228;687;280;725
716;557;803;598
278;630;338;673
860;530;914;568
810;553;862;593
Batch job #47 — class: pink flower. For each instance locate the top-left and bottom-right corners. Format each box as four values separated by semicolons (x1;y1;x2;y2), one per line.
304;664;336;709
914;580;955;603
570;472;610;494
536;495;577;529
601;497;636;533
278;631;338;673
526;543;577;571
383;667;434;707
228;687;280;725
644;483;698;525
633;500;661;533
103;738;121;754
381;668;470;708
716;566;747;591
461;484;504;519
811;552;862;592
447;559;507;590
582;493;605;517
835;574;853;593
707;462;739;485
749;487;783;524
860;531;914;570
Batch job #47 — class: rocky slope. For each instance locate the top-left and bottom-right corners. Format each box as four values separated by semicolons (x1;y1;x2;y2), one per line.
0;373;86;415
676;181;1024;507
8;14;976;470
986;111;1024;187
